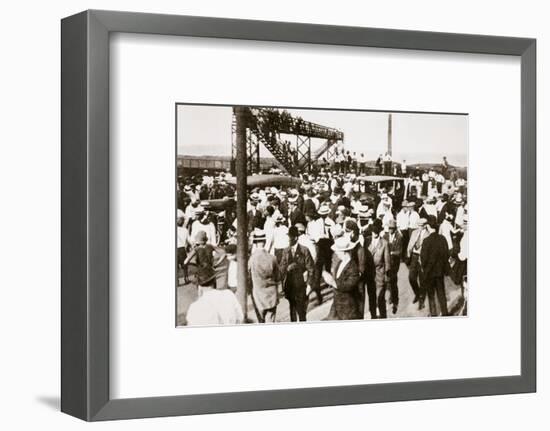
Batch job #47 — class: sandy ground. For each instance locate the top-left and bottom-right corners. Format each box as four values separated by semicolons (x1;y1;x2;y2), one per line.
177;262;465;326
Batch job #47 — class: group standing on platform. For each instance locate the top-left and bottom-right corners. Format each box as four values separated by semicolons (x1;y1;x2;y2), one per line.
177;155;468;326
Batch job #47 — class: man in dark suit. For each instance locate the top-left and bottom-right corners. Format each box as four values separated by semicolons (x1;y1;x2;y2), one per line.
288;197;307;227
420;215;450;316
383;219;403;314
436;193;451;227
247;193;264;233
279;226;315;321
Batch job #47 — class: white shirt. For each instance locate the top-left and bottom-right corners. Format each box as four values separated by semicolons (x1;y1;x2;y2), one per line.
396;209;410;231
343;182;353;194
298;234;317;260
376;201;392;218
336;256;351;279
186;289;244;326
227;259;237;288
439;220;454;250
382;211;395;229
177;225;189;248
307;217;335;242
271;225;289;251
190;220;217;246
408;211;420;229
184;205;196;219
458;231;468;261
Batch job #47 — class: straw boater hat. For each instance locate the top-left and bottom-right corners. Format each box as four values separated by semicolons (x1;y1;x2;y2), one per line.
275;214;285;223
331;236;355;252
318;205;331;216
453;194;465;204
250;192;260;202
252;229;266;243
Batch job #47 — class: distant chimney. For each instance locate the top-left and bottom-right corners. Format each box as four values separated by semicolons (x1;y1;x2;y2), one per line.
387;113;392;156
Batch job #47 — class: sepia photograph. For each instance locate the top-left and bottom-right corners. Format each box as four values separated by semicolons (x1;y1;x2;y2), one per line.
176;104;468;327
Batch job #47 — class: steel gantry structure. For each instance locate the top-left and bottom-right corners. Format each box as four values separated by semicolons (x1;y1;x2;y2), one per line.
231;107;344;175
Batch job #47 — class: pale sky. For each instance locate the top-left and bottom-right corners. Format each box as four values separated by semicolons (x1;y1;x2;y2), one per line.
177;104;468;166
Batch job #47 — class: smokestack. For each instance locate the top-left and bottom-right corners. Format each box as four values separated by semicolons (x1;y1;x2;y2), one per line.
387;113;392;156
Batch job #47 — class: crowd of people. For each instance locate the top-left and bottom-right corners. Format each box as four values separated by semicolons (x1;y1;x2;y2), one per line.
177;156;468;326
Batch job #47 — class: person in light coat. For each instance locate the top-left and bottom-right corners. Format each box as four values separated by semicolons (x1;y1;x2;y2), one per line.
249;229;280;323
406;218;428;310
367;221;391;319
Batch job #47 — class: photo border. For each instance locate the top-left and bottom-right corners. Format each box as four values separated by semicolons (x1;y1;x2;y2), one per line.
61;9;536;421
174;102;469;328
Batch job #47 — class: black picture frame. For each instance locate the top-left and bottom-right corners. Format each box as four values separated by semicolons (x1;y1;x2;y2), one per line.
61;9;536;421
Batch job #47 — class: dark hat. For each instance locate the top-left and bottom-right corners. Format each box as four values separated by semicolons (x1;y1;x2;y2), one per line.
371;223;383;234
288;226;299;238
196;266;216;287
305;208;316;218
426;215;438;229
344;219;359;233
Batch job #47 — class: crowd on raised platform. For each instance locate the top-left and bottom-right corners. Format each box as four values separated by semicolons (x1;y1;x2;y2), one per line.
177;157;468;326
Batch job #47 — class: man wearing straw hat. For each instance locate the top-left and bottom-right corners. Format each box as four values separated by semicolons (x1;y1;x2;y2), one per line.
383;219;403;314
406;217;428;309
367;221;391;319
288;194;306;227
249;229;280;323
307;204;335;306
325;236;362;320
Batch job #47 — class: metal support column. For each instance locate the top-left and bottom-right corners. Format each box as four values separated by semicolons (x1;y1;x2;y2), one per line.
233;107;248;318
